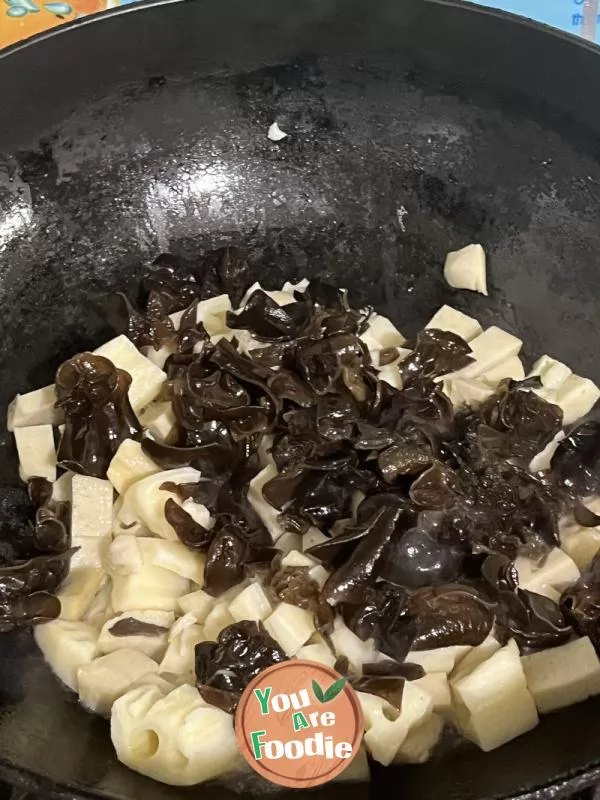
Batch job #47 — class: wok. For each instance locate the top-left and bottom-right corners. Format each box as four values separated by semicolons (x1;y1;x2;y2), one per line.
0;0;600;797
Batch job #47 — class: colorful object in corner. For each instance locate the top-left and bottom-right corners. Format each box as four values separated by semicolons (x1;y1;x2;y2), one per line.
5;0;72;18
0;0;136;49
466;0;600;44
0;0;599;52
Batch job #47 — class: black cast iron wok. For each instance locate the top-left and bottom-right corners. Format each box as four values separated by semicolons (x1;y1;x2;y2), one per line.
1;0;600;797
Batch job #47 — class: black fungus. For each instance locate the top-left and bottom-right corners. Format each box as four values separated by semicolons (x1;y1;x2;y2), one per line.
561;554;600;650
483;554;572;650
25;267;600;656
0;549;76;631
203;526;248;596
0;591;62;632
56;353;141;478
28;478;70;555
553;421;600;496
227;290;310;341
109;618;170;637
267;560;334;633
477;379;563;464
409;462;460;510
351;660;425;710
323;505;406;605
341;581;417;662
380;526;464;589
409;584;494;649
0;481;74;631
195;620;287;712
163;498;213;550
399;329;473;383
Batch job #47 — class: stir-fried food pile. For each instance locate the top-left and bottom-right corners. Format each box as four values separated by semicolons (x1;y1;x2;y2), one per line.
6;244;600;785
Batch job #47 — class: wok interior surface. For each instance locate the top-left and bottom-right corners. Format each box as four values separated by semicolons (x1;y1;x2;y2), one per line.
2;0;600;797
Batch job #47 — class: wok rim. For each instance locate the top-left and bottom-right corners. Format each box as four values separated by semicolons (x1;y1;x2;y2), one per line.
1;0;600;62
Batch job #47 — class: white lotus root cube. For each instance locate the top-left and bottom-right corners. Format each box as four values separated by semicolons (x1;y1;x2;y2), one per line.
77;648;159;715
550;374;600;426
107;440;160;495
84;580;114;626
560;521;600;570
407;645;471;675
452;327;522;380
98;611;174;659
451;640;538;751
330;618;378;673
203;604;235;641
143;343;176;369
296;642;336;668
8;384;63;430
394;713;444;764
111;684;240;785
275;531;303;555
360;681;434;765
358;693;406;766
137;538;206;585
14;424;56;482
177;589;215;623
169;293;232;331
414;672;452;717
94;335;166;412
107;535;144;575
515;548;579;602
451;632;501;685
378;364;402;389
426;305;483;341
120;467;202;540
71;475;113;539
282;278;309;294
303;528;328;550
359;329;382;355
442;377;494;410
263;602;315;656
308;564;330;588
52;471;74;503
361;314;406;348
127;674;176;697
7;385;61;431
529;431;565;473
70;536;110;571
281;549;317;569
58;568;106;621
239;283;295;309
111;564;190;613
34;619;99;690
217;582;248;604
444;243;488;295
256;433;275;468
521;636;600;714
248;464;284;541
138;402;178;444
169;612;200;641
228;583;272;622
529;355;572;391
112;495;147;537
483;355;525;385
159;624;204;676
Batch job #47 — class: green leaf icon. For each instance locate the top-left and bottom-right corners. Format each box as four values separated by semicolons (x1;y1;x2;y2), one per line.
312;677;347;703
323;677;347;702
312;679;325;703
